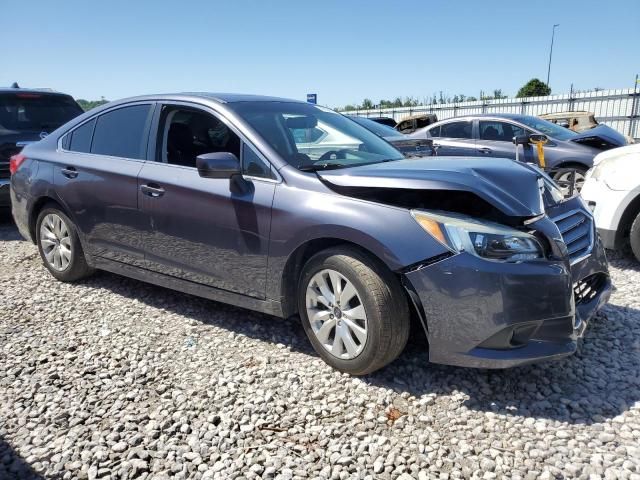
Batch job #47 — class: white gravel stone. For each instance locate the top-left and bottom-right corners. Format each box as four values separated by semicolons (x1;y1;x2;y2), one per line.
0;217;639;479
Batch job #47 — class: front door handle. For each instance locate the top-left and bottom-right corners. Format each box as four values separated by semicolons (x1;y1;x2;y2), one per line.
140;184;165;197
61;167;78;179
478;147;492;154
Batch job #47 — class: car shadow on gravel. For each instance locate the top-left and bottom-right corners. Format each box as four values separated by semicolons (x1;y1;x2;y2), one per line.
0;436;44;479
0;210;22;242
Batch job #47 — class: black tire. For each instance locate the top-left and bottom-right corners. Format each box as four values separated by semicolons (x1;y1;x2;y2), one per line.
630;211;640;263
35;206;94;282
552;166;588;195
298;246;410;375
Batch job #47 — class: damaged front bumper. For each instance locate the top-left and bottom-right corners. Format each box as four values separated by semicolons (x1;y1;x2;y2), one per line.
403;197;611;369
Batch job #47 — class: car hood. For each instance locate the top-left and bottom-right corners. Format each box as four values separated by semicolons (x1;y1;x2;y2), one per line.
570;124;627;149
317;157;545;217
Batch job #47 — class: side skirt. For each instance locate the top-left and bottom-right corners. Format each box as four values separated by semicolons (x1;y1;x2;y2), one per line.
90;256;285;318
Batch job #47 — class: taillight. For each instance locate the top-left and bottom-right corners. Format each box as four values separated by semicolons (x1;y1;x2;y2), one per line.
9;154;27;175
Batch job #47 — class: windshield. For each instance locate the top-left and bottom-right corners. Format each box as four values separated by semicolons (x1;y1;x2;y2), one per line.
0;93;83;133
348;116;401;138
517;116;579;141
230;102;405;171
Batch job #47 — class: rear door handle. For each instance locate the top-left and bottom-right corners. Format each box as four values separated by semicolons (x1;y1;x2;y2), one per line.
478;147;492;154
61;167;78;179
140;184;165;197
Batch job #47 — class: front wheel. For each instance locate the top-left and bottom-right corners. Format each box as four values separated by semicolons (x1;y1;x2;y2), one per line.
553;167;587;196
36;207;94;282
298;247;410;375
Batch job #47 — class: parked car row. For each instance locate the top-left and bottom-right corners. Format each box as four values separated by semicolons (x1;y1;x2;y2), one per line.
11;92;613;375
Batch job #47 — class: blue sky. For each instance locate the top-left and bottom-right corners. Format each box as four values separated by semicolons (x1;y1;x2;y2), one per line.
3;0;639;108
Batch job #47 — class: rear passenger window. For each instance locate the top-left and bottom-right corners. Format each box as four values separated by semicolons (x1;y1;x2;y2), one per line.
440;121;473;139
428;126;440;137
91;105;152;159
68;119;95;153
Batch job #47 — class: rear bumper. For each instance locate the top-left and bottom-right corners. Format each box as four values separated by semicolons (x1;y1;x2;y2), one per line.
0;179;10;208
404;222;611;369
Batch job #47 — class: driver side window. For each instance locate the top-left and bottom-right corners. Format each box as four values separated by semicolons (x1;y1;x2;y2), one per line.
157;106;240;168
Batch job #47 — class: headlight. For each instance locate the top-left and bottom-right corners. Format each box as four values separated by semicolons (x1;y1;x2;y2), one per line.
411;210;544;262
590;154;636;190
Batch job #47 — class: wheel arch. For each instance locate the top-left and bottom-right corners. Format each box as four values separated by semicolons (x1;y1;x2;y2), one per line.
617;191;640;246
552;160;590;172
28;196;67;243
278;237;426;343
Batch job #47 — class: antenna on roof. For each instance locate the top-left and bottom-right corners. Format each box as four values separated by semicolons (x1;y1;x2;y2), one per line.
11;82;20;88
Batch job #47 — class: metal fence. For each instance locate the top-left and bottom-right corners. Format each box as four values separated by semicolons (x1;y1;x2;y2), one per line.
346;86;640;140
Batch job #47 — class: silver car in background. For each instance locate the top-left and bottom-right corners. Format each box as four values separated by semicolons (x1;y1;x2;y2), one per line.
408;114;628;191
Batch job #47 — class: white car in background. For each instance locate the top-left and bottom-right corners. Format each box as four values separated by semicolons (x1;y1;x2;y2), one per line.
581;143;640;261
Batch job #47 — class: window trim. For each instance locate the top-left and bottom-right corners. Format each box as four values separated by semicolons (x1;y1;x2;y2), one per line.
149;100;281;184
58;101;156;162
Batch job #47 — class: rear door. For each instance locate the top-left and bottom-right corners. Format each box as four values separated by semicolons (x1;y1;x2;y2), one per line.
54;103;154;265
138;102;276;298
427;120;475;156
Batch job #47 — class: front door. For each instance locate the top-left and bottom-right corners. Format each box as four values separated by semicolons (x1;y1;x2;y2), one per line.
138;104;276;298
475;120;537;164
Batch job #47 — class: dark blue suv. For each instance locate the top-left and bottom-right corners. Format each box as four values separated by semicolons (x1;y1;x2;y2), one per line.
10;94;611;374
1;86;83;207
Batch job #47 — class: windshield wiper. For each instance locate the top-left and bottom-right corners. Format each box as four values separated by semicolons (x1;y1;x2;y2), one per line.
298;163;347;172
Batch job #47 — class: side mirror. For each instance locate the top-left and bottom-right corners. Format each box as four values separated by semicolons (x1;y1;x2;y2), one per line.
196;152;240;179
513;134;530;145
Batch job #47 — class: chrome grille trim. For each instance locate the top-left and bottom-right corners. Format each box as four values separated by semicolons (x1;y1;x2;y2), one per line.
551;209;594;264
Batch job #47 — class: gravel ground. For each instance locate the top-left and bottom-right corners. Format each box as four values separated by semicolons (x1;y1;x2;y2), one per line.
1;212;639;480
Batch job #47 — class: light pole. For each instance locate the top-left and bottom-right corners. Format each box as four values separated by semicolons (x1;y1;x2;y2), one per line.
546;24;559;89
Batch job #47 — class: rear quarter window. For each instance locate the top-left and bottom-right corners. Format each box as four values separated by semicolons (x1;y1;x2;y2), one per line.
67;119;96;153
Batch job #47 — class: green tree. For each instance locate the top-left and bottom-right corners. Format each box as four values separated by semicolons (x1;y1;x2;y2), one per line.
361;98;374;110
493;89;506;99
516;79;551;98
75;96;109;111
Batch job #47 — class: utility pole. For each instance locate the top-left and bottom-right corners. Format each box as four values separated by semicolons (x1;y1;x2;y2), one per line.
546;24;559;89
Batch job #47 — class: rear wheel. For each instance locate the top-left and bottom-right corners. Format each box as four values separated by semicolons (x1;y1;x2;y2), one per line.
630;211;640;263
36;207;94;282
298;247;410;375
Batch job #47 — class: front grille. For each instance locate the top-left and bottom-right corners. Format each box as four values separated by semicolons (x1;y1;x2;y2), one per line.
574;273;607;305
552;209;594;263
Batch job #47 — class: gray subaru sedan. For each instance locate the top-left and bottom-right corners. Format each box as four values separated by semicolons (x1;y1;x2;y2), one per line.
10;94;611;374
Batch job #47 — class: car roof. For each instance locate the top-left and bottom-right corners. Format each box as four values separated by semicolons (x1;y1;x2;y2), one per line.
432;113;537;123
540;111;593;118
0;87;74;97
109;92;307;105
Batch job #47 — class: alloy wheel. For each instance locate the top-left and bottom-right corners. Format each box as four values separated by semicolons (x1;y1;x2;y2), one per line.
305;269;368;359
40;213;72;271
556;170;586;196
